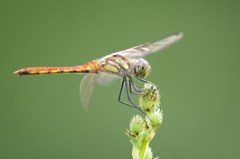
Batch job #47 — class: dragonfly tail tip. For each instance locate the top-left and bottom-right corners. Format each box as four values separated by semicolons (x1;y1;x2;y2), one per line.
13;70;20;76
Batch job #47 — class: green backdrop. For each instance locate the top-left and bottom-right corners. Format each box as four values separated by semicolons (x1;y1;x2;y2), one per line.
1;1;239;159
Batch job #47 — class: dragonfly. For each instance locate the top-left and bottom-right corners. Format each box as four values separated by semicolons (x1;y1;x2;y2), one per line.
14;32;183;114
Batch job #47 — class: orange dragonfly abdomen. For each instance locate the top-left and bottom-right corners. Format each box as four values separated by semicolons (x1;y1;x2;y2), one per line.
14;61;100;76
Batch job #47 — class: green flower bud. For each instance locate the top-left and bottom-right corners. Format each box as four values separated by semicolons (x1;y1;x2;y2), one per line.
146;109;163;129
139;83;160;113
129;115;146;136
127;115;148;146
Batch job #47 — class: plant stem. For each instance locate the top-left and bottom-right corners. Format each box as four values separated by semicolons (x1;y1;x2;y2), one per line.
139;140;149;159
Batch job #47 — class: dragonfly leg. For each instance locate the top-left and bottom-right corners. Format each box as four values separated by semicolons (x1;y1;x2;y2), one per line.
118;79;135;108
134;76;160;91
134;75;152;83
128;78;140;95
123;77;146;115
129;76;144;92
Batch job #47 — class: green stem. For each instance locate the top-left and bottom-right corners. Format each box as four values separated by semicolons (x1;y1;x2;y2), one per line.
139;140;149;159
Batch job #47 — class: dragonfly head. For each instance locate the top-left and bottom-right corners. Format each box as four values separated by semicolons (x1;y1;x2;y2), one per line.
133;58;151;78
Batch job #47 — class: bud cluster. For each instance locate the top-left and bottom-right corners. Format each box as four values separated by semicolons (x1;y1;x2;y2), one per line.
127;83;162;159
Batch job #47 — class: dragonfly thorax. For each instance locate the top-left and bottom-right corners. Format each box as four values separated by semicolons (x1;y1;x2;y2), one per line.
132;58;151;78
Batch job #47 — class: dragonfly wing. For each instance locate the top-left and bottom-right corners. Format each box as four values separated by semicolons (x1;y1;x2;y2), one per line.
80;73;120;110
80;73;98;111
114;32;183;59
95;72;121;86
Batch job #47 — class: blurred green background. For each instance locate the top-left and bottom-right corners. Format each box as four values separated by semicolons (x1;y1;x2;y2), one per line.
1;1;239;159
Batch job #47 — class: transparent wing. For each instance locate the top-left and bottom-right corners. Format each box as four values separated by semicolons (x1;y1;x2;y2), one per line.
114;32;183;59
80;73;97;111
79;73;120;110
95;72;121;86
